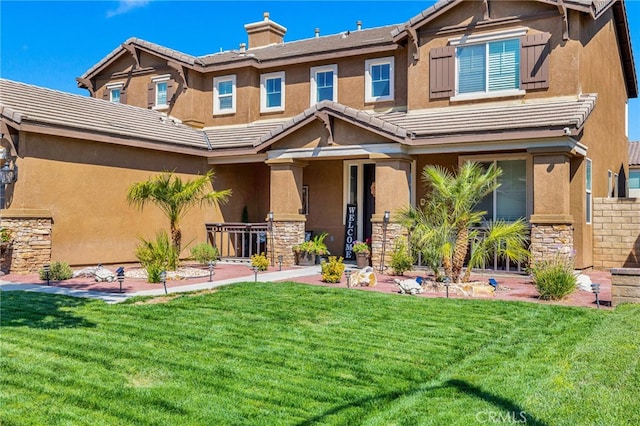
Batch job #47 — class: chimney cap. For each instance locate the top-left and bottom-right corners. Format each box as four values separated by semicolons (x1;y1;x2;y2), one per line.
263;11;269;21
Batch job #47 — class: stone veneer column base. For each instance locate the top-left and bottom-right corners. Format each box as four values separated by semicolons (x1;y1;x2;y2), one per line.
269;220;305;266
0;209;53;274
529;222;574;264
371;221;405;273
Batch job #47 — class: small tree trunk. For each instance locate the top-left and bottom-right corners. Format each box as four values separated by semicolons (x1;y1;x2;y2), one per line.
452;225;469;283
172;226;182;254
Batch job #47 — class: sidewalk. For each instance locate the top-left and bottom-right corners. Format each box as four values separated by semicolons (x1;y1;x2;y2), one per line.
0;264;321;304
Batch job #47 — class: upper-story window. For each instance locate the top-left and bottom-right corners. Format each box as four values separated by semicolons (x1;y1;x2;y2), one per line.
213;75;236;115
365;57;394;102
105;82;124;104
153;75;170;109
429;28;549;100
451;29;526;100
310;64;337;105
260;71;285;113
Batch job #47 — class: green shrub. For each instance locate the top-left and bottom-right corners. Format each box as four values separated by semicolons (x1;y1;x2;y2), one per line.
530;254;577;300
251;252;269;271
190;242;218;265
321;256;345;283
38;261;73;281
390;236;413;276
135;230;179;283
0;227;12;243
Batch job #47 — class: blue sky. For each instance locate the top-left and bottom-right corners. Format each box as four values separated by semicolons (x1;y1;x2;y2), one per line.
1;0;639;140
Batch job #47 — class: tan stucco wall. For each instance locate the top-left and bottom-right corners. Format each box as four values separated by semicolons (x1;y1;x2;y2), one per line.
408;1;579;110
215;163;270;223
302;160;344;255
96;48;408;129
7;132;227;266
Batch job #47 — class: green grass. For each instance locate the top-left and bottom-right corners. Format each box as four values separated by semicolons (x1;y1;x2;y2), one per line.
1;283;639;425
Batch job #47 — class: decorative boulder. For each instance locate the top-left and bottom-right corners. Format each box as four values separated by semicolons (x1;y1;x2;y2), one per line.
394;278;423;295
352;266;377;287
576;273;592;292
94;265;116;282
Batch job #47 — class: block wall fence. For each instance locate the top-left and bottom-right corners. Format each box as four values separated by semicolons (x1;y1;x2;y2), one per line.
592;197;640;269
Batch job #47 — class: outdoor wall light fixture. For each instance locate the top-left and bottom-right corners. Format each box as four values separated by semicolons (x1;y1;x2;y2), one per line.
160;270;167;294
0;148;17;186
591;282;601;309
116;267;125;293
43;264;51;286
383;210;390;223
277;255;283;271
208;260;215;282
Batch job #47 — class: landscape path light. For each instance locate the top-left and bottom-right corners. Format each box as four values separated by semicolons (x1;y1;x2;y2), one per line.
160;270;167;295
116;267;125;293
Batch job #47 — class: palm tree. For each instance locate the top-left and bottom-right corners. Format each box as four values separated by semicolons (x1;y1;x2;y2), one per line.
127;170;231;254
401;162;529;283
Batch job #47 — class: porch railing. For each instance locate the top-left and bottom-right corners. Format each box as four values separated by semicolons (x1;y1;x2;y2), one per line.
205;222;269;261
412;225;531;274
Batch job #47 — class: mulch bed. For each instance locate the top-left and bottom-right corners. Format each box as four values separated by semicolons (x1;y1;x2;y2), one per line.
1;264;612;309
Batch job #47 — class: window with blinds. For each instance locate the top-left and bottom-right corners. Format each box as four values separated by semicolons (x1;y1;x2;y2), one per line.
457;38;520;95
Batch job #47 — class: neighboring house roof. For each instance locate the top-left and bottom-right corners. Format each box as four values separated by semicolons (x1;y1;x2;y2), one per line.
392;0;636;98
630;141;640;166
0;79;209;154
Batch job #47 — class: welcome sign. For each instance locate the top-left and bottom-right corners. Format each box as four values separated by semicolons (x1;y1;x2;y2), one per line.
344;204;357;260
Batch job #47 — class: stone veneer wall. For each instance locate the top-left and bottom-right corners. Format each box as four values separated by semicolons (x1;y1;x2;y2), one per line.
593;198;640;268
0;211;52;274
529;223;574;263
611;268;640;307
371;221;405;273
270;220;305;266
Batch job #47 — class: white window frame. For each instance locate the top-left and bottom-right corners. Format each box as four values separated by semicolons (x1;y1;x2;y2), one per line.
365;57;394;103
459;154;533;222
152;74;171;110
586;158;592;225
310;64;338;106
260;71;285;113
106;82;123;103
614;173;619;198
607;170;613;198
213;75;236;115
450;28;527;101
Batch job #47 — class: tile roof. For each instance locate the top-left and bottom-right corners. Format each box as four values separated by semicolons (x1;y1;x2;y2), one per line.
0;79;208;151
199;25;398;66
630;141;640;166
377;94;598;138
204;121;289;150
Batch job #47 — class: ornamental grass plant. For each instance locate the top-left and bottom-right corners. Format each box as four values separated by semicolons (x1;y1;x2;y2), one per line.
530;252;578;300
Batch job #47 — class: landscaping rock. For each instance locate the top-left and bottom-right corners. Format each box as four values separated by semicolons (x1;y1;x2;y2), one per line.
394;278;423;295
352;266;377;287
576;273;592;292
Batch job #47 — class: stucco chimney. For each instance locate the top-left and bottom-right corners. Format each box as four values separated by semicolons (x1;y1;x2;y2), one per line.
315;28;320;38
356;20;362;31
244;12;287;49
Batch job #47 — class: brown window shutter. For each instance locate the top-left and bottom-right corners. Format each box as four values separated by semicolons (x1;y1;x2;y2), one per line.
167;79;176;105
147;82;155;108
429;46;455;99
120;90;127;104
520;33;551;90
102;90;109;101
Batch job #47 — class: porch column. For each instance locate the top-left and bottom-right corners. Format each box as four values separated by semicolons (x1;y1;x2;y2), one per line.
266;158;307;266
529;153;574;263
370;155;412;272
0;209;52;274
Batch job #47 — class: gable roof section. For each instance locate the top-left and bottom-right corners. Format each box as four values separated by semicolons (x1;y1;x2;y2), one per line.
630;141;640;166
392;0;636;98
0;79;208;154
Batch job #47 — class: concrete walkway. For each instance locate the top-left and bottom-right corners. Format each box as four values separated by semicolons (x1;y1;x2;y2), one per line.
0;266;321;304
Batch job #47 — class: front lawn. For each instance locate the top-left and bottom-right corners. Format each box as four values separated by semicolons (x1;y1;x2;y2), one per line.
1;283;639;425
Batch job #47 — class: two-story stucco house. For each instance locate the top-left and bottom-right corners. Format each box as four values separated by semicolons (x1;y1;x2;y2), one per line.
0;0;636;273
